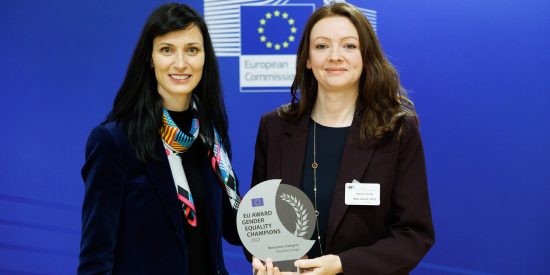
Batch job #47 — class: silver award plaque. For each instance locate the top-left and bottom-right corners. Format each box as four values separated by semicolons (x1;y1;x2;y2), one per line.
237;179;316;271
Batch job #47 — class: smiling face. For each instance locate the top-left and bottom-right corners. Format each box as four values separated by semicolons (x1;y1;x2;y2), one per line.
307;16;363;95
152;25;205;111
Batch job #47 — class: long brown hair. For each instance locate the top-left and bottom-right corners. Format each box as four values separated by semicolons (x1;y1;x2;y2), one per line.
281;2;417;144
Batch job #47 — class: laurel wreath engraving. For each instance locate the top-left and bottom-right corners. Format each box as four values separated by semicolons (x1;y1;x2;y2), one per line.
280;193;309;237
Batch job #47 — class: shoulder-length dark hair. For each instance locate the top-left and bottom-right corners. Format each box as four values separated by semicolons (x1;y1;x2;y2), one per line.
281;2;417;144
105;3;230;162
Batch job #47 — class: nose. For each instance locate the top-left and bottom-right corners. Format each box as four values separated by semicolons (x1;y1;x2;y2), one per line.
174;51;187;70
328;47;342;62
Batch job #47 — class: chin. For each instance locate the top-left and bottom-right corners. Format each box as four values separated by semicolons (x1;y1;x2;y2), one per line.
175;90;194;95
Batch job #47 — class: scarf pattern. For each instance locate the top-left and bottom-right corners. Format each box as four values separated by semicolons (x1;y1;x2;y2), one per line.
160;107;199;153
207;127;241;211
160;98;240;227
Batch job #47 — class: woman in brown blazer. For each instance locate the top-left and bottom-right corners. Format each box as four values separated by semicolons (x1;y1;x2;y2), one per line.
251;3;434;275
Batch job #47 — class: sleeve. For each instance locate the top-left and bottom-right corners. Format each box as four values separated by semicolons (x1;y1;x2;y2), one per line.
251;114;268;186
337;117;435;275
78;125;125;275
222;175;242;245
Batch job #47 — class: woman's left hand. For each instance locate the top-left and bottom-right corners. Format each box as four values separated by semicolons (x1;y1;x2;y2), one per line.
294;254;343;274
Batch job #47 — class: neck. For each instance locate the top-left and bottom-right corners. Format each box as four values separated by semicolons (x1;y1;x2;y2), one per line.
162;94;192;112
312;88;357;127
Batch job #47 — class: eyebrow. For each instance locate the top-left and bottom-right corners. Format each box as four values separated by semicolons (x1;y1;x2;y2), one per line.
155;42;203;47
312;36;359;41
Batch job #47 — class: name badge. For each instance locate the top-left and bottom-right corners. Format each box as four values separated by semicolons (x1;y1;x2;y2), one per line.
345;180;380;206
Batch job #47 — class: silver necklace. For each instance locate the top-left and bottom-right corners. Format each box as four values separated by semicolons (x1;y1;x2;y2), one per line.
312;121;323;255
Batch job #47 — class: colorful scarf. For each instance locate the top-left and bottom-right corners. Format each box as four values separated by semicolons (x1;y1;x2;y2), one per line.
160;98;240;227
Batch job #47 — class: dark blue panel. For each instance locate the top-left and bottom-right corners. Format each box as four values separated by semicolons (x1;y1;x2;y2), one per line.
1;0;549;274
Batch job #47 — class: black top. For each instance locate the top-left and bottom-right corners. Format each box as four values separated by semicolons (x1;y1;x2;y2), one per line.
301;120;350;259
168;109;212;274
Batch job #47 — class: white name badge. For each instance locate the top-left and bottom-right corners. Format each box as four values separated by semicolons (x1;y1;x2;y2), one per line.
345;180;380;206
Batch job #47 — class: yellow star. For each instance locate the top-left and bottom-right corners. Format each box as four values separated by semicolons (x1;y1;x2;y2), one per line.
288;35;295;42
288;18;295;25
274;10;280;17
266;42;272;48
260;35;266;42
265;13;272;19
291;27;297;33
283;41;289;48
282;12;288;19
258;27;264;33
260;19;266;25
274;44;281;50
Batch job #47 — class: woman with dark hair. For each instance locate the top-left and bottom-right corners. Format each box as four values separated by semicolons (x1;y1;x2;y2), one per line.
79;3;241;275
251;2;434;275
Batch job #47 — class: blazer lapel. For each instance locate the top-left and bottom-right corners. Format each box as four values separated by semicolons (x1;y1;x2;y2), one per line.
145;138;185;238
325;116;376;251
281;114;310;188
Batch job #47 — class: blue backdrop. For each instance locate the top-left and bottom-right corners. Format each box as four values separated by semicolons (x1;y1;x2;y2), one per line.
1;0;549;274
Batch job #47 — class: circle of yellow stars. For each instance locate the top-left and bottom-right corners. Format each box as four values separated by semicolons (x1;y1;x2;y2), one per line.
257;10;297;51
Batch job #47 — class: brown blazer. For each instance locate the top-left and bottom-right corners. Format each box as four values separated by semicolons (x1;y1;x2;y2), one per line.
251;109;435;275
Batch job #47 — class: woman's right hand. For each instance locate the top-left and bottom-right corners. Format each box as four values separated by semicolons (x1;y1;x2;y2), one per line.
252;257;277;275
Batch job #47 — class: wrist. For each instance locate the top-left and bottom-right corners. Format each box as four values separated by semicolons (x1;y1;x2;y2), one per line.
328;254;343;273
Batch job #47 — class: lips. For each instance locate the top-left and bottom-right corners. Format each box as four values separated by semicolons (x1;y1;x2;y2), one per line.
325;68;347;73
169;74;191;80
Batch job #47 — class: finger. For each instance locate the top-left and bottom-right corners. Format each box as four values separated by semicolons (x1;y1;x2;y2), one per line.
253;265;265;275
252;257;265;269
294;259;320;269
252;257;266;275
266;258;274;275
298;267;315;274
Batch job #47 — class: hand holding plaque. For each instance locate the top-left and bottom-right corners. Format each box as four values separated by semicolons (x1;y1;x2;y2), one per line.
237;179;316;271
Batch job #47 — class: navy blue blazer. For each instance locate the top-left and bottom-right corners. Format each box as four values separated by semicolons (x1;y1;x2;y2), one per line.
252;110;434;275
79;121;240;275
